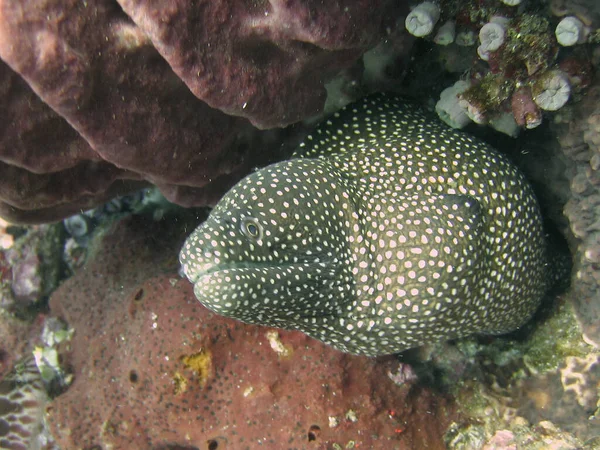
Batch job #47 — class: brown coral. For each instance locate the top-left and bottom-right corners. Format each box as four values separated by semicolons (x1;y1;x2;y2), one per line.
0;0;404;224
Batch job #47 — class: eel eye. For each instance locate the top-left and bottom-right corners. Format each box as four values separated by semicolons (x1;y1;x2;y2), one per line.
241;217;263;240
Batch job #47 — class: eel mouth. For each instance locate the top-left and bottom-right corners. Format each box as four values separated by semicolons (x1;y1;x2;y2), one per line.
185;258;332;284
184;262;241;283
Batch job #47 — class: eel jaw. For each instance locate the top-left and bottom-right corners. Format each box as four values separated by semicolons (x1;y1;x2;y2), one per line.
181;261;221;284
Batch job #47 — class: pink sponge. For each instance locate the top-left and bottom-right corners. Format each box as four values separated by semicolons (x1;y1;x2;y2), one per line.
47;215;454;449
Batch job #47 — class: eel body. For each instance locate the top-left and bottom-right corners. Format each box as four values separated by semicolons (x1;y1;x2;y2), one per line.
179;94;548;356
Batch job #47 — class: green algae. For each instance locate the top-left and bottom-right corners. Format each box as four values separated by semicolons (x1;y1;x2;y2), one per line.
522;300;591;374
501;14;555;76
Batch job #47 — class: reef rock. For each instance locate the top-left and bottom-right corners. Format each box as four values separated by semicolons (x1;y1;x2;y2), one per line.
554;77;600;343
46;213;454;450
0;0;405;224
117;0;402;129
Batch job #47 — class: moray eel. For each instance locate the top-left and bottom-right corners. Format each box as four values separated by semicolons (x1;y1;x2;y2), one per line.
179;94;548;356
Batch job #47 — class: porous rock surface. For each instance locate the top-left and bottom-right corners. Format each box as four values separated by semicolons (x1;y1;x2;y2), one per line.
46;214;454;450
117;0;401;129
554;77;600;342
0;0;402;224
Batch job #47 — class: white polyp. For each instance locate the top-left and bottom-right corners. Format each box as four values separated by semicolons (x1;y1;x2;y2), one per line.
479;22;506;53
489;112;520;138
532;70;571;111
405;2;441;37
555;16;587;46
461;100;486;124
477;45;490;61
455;30;476;46
500;0;522;5
435;80;472;128
434;21;456;45
489;15;510;27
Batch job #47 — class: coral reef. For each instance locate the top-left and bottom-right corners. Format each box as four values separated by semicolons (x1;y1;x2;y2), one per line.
411;296;598;446
0;0;405;224
405;0;599;135
0;1;598;448
45;213;455;449
553;76;600;343
510;300;600;441
512;350;600;441
446;419;586;450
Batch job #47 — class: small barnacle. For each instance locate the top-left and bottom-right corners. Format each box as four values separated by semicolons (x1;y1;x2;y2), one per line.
436;80;472;129
478;22;507;61
434;21;456;46
64;213;93;240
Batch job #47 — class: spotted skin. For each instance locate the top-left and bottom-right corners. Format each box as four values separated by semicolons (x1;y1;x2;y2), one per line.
180;94;548;356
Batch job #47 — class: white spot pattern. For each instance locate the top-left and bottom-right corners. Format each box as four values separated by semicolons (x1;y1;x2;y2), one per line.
179;94;548;356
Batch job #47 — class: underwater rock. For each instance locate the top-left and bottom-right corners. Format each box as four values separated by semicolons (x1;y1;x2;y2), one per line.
117;0;402;129
555;78;600;344
180;94;549;356
0;0;407;224
0;60;146;224
46;214;454;449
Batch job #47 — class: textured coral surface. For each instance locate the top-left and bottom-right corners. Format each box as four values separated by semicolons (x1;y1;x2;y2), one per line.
0;0;401;224
46;214;454;450
117;0;399;129
517;351;600;440
554;77;600;343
